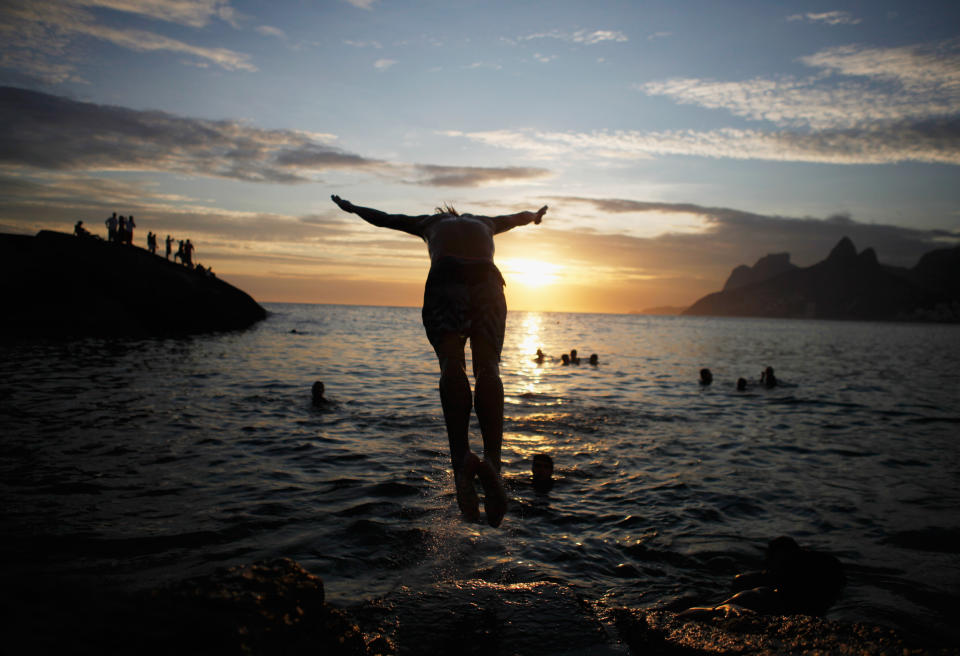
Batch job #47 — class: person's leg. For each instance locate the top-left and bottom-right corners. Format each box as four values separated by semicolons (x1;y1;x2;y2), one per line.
471;337;507;527
436;334;471;471
471;338;503;472
434;333;483;520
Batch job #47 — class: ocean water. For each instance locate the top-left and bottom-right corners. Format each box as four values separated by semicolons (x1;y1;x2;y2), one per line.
2;304;959;645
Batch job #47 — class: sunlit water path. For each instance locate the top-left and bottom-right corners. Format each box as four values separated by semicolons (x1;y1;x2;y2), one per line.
2;304;958;644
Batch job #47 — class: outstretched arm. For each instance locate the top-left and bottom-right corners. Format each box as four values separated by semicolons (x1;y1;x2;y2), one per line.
331;195;426;237
490;205;548;234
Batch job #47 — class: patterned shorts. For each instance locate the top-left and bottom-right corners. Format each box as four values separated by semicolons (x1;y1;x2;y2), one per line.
422;256;507;360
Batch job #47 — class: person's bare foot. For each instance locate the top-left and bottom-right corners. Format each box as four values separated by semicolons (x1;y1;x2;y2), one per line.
455;452;481;521
476;460;507;527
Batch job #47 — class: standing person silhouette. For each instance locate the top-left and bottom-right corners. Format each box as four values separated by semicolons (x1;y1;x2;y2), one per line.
331;195;547;527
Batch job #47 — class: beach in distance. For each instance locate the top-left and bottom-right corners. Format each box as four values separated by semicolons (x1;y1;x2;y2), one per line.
2;304;959;652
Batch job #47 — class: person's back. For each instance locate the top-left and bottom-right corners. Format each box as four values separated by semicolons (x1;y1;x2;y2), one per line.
422;214;496;262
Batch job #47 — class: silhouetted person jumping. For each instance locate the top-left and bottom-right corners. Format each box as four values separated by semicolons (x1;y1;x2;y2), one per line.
331;194;547;527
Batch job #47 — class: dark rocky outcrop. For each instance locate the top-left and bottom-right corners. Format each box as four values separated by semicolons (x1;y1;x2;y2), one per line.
684;237;960;322
0;231;266;336
5;559;377;656
722;252;797;292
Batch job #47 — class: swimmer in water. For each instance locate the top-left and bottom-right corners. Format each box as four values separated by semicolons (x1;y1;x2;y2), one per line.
531;453;554;492
699;368;713;385
761;366;778;388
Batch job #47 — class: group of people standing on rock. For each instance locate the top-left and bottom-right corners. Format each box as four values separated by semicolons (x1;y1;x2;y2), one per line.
164;234;196;269
73;213;208;275
104;212;136;245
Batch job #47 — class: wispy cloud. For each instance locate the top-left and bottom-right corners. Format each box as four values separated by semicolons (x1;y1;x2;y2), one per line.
512;29;628;46
0;86;551;187
71;0;239;28
0;0;254;81
374;58;397;71
344;39;382;49
256;25;286;39
445;121;960;166
641;40;960;129
787;11;861;26
343;0;377;9
410;165;549;187
443;39;960;166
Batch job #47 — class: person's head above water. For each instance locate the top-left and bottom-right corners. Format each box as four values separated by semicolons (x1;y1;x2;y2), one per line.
763;366;777;387
311;381;326;405
737;377;747;391
532;453;554;491
561;353;570;365
699;368;713;385
589;353;598;365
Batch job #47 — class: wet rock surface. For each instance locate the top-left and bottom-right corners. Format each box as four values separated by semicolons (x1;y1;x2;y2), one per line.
611;607;955;656
3;558;952;655
353;579;626;655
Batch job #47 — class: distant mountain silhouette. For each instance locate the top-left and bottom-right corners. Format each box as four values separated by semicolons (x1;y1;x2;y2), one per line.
684;236;960;322
723;252;798;292
1;231;267;336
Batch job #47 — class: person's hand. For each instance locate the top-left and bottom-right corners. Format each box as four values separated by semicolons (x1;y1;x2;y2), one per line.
331;195;354;213
533;205;548;224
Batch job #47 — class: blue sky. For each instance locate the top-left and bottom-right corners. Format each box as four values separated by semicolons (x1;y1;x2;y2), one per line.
1;0;958;312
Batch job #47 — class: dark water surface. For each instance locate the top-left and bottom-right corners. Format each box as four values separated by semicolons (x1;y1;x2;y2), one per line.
2;305;958;644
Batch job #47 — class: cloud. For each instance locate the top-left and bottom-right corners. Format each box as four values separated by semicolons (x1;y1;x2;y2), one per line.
444;39;960;166
787;11;861;26
374;58;397;70
256;25;286;39
410;165;551;187
0;0;254;81
0;86;554;187
543;196;959;273
343;0;377;9
344;39;382;49
514;29;628;46
444;121;960;165
641;40;960;130
799;41;960;91
71;0;238;28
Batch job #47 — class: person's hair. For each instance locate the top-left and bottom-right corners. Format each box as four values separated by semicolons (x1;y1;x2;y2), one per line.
434;204;459;216
533;453;553;467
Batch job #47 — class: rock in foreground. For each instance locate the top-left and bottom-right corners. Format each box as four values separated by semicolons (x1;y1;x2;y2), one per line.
1;231;266;336
3;559;950;655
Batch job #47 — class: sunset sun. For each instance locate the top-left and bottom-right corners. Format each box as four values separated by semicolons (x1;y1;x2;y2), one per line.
502;258;563;288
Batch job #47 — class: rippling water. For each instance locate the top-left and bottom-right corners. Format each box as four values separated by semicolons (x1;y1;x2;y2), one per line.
2;304;958;644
